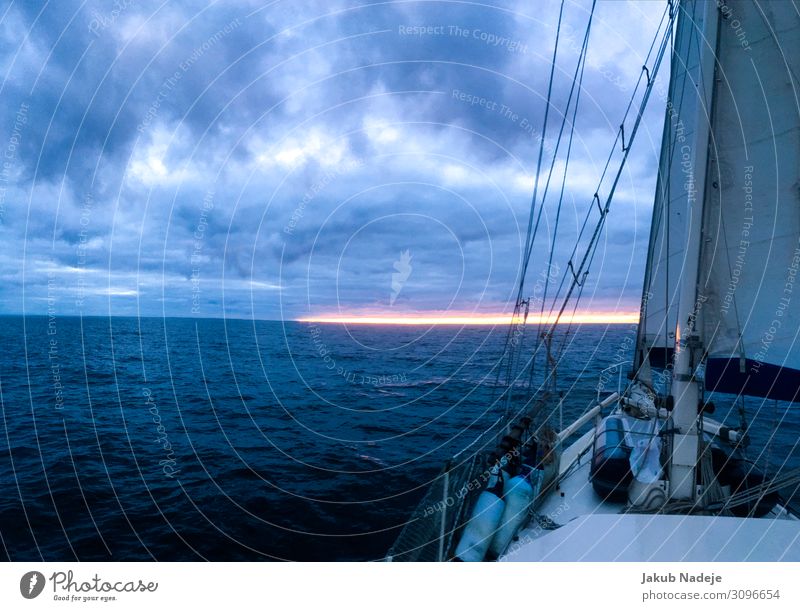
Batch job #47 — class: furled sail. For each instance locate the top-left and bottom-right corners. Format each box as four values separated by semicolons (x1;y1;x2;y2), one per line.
636;0;713;372
698;1;800;402
637;143;682;369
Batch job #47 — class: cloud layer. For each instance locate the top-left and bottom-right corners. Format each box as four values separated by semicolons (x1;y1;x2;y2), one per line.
0;0;667;320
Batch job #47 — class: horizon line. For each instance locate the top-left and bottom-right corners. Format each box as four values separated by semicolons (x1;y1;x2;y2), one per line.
297;312;640;326
0;312;642;325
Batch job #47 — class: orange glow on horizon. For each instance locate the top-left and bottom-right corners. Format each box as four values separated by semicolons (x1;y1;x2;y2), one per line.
297;312;640;326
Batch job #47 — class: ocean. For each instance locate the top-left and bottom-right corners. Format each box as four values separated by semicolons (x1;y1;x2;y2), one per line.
0;316;797;561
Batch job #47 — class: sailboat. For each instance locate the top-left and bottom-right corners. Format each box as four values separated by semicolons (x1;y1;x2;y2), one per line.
387;0;800;562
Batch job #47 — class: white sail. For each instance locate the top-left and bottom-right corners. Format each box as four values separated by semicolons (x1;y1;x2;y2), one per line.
698;0;800;402
637;97;681;370
637;0;716;373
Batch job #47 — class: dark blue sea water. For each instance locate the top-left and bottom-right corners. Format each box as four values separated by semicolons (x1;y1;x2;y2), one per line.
0;316;797;561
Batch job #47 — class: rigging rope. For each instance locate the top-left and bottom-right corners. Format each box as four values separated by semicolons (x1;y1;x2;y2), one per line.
544;3;671;333
515;0;566;306
486;0;674;447
526;0;595;392
497;1;674;427
519;3;674;409
497;0;575;419
493;0;598;408
541;5;674;345
519;0;597;300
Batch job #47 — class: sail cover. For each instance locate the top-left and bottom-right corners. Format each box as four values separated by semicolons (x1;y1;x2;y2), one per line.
699;1;800;402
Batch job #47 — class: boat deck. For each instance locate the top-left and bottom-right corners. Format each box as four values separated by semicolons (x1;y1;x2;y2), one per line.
502;428;800;561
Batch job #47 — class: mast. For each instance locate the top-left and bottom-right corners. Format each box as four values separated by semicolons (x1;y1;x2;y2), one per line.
667;0;720;501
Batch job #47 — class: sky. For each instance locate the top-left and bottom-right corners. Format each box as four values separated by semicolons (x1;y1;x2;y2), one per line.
0;0;669;321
